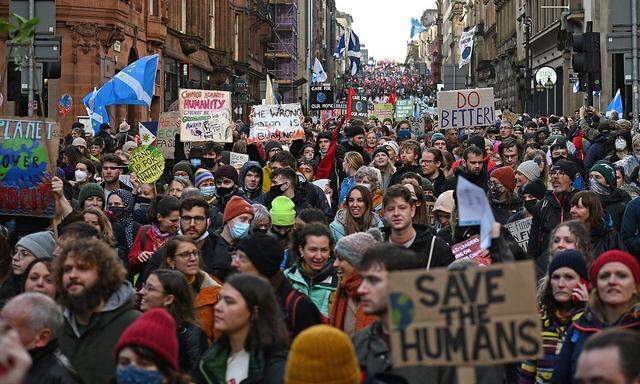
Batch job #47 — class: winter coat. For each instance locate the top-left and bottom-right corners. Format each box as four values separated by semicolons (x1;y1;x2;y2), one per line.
389;164;422;186
239;161;265;201
551;305;640;384
23;340;82;384
621;197;640;259
301;180;333;217
273;273;323;340
196;342;287;384
127;224;173;278
598;188;631;231
338;175;357;206
329;208;384;242
490;199;523;225
382;225;455;269
329;272;377;337
584;131;609;170
0;273;25;308
58;282;141;384
256;185;314;213
589;224;626;259
343;141;371;164
178;321;210;378
284;260;339;318
193;272;222;342
426;169;447;197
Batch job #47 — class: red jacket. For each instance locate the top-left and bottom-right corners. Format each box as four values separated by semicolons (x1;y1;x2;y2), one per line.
128;225;171;275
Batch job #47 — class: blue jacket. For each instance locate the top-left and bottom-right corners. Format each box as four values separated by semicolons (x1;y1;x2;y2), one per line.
621;196;640;259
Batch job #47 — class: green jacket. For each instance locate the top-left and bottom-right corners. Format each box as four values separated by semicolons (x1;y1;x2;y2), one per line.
59;282;140;384
284;261;339;318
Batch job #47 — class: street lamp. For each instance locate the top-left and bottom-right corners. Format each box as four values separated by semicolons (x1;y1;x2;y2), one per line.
544;76;554;115
536;80;545;93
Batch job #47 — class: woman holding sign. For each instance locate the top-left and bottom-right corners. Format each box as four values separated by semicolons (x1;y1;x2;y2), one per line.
551;250;640;383
518;250;589;383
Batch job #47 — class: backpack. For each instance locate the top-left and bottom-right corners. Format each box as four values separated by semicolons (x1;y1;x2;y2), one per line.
284;290;305;334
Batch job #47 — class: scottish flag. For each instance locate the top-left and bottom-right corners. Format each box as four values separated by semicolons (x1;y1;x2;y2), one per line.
606;89;623;118
410;18;426;38
333;33;346;58
347;31;361;75
83;54;159;131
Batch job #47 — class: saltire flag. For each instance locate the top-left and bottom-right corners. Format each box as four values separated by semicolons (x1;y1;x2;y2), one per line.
312;58;328;83
410;18;426;38
347;30;362;76
333;33;346;58
606;89;623;118
458;26;477;69
83;53;159;132
138;122;157;146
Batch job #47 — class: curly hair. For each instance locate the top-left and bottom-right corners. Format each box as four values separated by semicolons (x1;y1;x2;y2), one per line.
289;223;334;261
53;238;126;297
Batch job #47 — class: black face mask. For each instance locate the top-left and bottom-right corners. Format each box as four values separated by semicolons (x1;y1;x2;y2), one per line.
523;199;538;214
108;206;124;219
551;156;564;164
424;195;436;203
269;183;285;197
203;158;217;169
216;186;234;198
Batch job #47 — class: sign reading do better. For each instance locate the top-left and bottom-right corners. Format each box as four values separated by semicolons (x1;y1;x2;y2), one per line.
437;88;495;129
387;261;541;367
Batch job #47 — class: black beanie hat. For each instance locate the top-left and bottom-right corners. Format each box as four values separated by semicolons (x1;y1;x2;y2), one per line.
345;126;365;138
317;131;333;141
522;179;547;200
372;146;390;159
549;249;588;281
237;233;283;277
550;159;578;181
467;135;486;157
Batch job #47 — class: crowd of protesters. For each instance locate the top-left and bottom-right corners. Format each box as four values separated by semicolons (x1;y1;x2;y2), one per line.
0;94;640;384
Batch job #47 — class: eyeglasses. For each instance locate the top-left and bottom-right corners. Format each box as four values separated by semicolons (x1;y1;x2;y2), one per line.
140;282;164;294
181;216;206;224
174;250;199;259
13;248;33;261
420;159;434;164
231;254;250;263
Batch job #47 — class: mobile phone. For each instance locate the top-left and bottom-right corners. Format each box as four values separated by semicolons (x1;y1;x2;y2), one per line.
571;279;588;303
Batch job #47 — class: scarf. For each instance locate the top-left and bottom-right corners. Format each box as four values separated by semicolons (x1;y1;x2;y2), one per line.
329;272;376;332
150;223;174;250
111;189;136;249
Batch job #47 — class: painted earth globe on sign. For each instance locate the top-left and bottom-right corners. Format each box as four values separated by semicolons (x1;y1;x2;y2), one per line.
390;292;415;331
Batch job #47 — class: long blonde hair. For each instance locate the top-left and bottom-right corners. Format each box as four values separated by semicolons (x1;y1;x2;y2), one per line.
344;151;364;175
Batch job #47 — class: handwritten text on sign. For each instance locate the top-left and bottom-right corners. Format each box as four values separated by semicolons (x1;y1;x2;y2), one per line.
0;118;60;217
249;103;304;142
179;89;233;142
157;112;181;159
387;261;541;367
437;88;495;129
128;146;165;184
505;218;532;252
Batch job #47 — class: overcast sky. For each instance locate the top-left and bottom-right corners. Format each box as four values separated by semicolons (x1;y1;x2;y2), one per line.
334;0;437;62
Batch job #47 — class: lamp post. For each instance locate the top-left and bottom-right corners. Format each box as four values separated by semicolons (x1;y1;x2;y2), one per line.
536;80;544;114
544;76;554;115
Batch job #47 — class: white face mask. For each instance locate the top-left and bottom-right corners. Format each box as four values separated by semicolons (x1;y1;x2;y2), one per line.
615;137;627;151
75;169;88;183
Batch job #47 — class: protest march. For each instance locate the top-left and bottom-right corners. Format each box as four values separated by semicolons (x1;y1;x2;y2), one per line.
1;2;640;384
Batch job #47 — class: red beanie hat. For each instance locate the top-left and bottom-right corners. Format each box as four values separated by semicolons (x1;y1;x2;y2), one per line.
223;195;254;223
589;250;640;286
491;166;516;192
114;308;178;371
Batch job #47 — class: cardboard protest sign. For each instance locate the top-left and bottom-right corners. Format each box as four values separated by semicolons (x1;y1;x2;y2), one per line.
408;116;425;137
425;201;435;227
437;88;495;130
395;99;414;119
451;235;492;266
387;260;541;367
249;103;305;142
505;218;532;251
156;112;181;159
0;118;60;217
229;152;249;173
179;89;233;142
373;103;394;120
128;145;165;184
310;85;334;110
502;110;518;125
349;96;369;121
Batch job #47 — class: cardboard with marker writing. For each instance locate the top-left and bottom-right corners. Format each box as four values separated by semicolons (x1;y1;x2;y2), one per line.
437;88;495;130
387;260;541;367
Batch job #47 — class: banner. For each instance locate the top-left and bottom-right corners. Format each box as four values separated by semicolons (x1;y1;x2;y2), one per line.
156;112;181;159
387;261;541;367
0;118;60;217
310;85;334;110
505;218;532;251
451;235;492;266
437;88;495;130
459;26;477;68
395;99;414;120
249;103;305;142
128;145;165;184
373;103;394;120
349;95;369;121
178;89;233;142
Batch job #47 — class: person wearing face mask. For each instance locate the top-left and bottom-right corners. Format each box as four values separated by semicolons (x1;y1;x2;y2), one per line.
509;178;547;222
258;167;313;213
488;166;523;225
107;189;141;275
194;169;216;205
213;165;249;213
589;161;631;231
188;147;204;173
172;160;194;184
1;293;82;384
605;130;632;164
71;158;96;200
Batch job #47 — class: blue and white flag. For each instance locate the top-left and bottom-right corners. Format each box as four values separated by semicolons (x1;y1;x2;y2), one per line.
347;30;361;76
312;58;328;83
606;89;623;118
572;80;579;94
83;54;159;131
410;18;426;38
333;33;346;58
458;26;477;69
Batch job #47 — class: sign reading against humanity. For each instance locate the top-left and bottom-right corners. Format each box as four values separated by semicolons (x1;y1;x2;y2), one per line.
179;89;233;142
387;261;541;367
249;103;305;142
0;118;60;217
437;88;495;129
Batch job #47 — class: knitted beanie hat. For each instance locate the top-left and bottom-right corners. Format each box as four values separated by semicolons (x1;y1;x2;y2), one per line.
72;137;87;148
114;308;178;371
517;160;541;181
335;232;377;266
172;160;194;180
237;233;284;277
223;196;254;223
590;162;616;189
522;179;547;200
372;146;389;159
383;140;399;156
215;165;239;185
491;166;516;192
345;126;365;138
78;183;105;209
122;141;138;153
589;250;640;286
194;169;214;187
431;132;446;144
265;140;283;154
16;231;56;261
551;159;578;181
549;250;588;280
285;325;361;384
270;196;296;226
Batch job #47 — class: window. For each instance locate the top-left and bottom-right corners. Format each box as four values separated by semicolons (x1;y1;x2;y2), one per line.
181;0;187;33
234;14;239;61
208;0;215;48
149;0;156;15
164;58;178;112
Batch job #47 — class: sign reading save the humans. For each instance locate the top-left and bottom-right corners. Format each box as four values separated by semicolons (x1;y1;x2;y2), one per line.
249;103;305;142
387;261;541;367
179;89;233;142
437;88;495;129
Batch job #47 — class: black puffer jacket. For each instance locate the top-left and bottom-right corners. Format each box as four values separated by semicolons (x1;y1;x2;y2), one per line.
178;321;209;378
23;340;82;384
599;188;631;231
590;224;626;260
382;225;454;269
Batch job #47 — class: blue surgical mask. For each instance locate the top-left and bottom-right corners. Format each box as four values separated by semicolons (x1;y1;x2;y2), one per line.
200;185;215;198
174;175;190;183
231;221;250;240
190;158;202;168
116;366;164;384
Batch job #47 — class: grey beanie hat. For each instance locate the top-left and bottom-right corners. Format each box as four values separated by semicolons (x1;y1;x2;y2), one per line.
335;232;378;266
16;231;56;261
517;160;541;182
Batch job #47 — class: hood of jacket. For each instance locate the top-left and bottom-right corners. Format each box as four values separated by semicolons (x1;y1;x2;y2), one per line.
599;188;631;205
239;161;263;192
334;208;383;228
